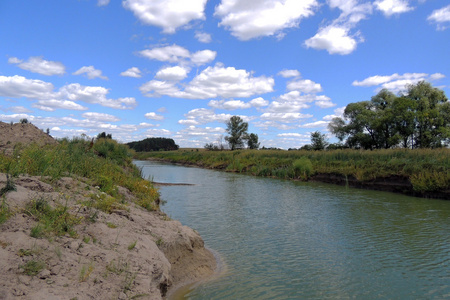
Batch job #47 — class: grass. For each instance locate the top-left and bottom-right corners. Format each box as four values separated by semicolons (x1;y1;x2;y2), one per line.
136;148;450;194
128;240;137;251
20;259;46;276
25;196;81;238
0;137;160;220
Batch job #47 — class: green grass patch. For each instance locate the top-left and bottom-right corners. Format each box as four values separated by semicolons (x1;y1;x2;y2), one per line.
20;260;46;276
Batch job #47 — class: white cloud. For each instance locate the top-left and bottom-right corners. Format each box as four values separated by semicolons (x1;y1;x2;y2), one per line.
58;83;137;109
73;66;108;80
249;97;269;107
374;0;414;17
155;66;189;81
0;75;55;99
82;112;120;122
208;99;251;110
33;100;88;111
195;31;212;43
287;79;322;93
2;106;32;113
139;45;216;66
178;108;251;126
278;69;301;78
352;72;446;92
215;0;318;40
145;112;165;121
428;5;450;30
139;45;190;63
123;0;207;34
8;56;65;76
300;120;329;128
260;112;313;122
277;133;309;138
140;64;274;99
97;0;110;6
304;25;358;55
191;50;217;65
120;67;142;78
305;0;372;55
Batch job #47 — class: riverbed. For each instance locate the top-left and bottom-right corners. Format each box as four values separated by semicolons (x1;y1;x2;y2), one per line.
135;160;450;299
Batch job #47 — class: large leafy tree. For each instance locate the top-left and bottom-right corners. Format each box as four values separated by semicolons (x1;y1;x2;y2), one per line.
328;81;449;149
247;133;260;149
225;116;249;150
310;131;328;150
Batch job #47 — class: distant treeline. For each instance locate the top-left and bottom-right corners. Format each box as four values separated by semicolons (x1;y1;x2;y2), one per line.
127;137;179;152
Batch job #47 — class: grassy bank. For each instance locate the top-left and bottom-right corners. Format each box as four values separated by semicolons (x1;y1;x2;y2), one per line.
135;148;450;196
0;137;160;215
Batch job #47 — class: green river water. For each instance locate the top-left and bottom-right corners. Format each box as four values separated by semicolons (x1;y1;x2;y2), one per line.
135;160;450;300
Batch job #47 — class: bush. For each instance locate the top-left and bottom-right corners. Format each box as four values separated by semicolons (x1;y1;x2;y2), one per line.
292;157;313;180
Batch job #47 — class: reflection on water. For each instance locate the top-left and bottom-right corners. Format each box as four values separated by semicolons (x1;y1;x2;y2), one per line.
134;160;450;300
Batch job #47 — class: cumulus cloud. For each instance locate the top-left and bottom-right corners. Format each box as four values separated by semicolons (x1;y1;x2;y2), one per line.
120;67;142;78
8;56;65;76
73;66;108;80
374;0;414;17
178;108;248;126
140;45;216;66
97;0;110;6
82;112;120;122
305;25;359;55
33;100;88;112
1;106;32;114
140;64;274;99
214;0;318;40
352;72;446;92
123;0;207;33
208;100;251;110
428;4;450;30
305;0;372;55
278;69;301;78
249;97;269;107
300;120;329;128
0;75;55;99
260;112;313;123
287;79;322;93
145;112;165;121
155;66;189;81
195;31;212;43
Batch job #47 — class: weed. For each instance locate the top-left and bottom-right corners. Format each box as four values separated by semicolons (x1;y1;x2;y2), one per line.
127;240;137;251
83;236;90;244
20;260;46;276
0;196;11;224
0;174;16;197
155;238;163;247
122;271;137;292
0;240;10;249
79;262;94;282
106;258;127;275
17;248;34;257
107;222;117;229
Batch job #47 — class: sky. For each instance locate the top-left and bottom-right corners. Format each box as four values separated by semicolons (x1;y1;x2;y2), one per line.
0;0;449;149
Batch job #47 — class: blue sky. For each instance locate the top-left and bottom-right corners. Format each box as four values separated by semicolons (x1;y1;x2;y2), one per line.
1;0;449;149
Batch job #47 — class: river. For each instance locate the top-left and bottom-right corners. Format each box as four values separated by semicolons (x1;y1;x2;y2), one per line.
134;160;450;299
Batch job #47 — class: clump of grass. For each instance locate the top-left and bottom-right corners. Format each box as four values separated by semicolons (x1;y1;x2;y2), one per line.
20;260;46;276
25;197;81;238
106;222;117;229
293;157;313;180
0;196;11;224
128;240;137;251
79;262;95;282
0;174;16;197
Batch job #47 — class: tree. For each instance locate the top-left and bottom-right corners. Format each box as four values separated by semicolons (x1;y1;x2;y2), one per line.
225;116;248;150
328;81;450;149
247;133;260;149
310;131;328;150
97;132;112;139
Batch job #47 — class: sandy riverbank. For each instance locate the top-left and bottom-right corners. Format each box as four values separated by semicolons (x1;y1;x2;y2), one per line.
0;173;216;299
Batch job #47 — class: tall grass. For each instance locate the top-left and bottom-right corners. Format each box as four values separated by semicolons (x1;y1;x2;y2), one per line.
0;137;159;211
136;148;450;194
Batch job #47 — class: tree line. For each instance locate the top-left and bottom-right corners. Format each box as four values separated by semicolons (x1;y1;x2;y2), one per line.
127;137;179;152
328;81;449;149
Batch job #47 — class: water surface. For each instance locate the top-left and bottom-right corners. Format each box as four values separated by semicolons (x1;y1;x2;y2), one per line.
135;160;450;299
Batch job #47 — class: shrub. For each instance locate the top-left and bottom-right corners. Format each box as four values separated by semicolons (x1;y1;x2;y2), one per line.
292;157;313;180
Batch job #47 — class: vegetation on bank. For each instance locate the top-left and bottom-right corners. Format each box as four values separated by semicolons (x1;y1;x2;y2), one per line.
135;148;450;195
127;137;179;152
0;137;160;225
